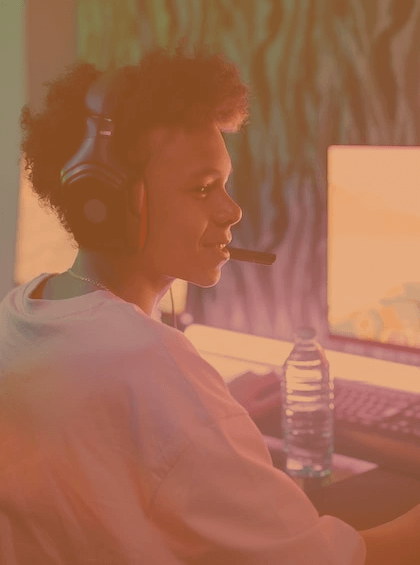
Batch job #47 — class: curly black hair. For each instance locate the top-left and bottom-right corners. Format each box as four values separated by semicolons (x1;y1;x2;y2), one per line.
20;45;250;249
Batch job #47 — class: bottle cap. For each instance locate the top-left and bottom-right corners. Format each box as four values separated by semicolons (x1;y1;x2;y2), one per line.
295;327;316;340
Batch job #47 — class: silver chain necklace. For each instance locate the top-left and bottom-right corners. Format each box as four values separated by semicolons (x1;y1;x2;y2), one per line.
66;269;177;328
66;269;112;293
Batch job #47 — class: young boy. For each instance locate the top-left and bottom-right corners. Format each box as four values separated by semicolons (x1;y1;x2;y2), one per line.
1;45;419;564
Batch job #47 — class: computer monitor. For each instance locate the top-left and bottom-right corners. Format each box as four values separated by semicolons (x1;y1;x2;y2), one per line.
327;145;420;366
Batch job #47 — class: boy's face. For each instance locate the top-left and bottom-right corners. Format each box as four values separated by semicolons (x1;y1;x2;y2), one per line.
138;124;242;288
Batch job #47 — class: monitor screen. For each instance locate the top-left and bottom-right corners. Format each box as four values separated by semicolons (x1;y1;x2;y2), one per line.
327;145;420;357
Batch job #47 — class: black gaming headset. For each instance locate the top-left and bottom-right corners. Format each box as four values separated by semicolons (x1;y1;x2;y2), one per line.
60;67;147;256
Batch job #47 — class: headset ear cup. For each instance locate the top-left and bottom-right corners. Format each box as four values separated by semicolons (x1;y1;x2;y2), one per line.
139;187;147;250
64;177;129;253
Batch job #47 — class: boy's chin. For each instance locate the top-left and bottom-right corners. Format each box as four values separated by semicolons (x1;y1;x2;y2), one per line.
190;271;222;288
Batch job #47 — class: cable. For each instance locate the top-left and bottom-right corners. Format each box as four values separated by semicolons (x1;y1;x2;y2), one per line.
169;286;177;329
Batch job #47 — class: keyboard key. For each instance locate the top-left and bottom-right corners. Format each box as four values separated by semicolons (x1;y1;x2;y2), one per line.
382;406;403;418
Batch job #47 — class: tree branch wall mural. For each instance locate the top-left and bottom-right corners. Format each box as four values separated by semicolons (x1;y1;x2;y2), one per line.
77;0;420;365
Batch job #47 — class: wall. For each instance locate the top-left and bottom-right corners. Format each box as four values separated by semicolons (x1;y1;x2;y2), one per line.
4;1;420;368
77;0;420;367
0;0;76;300
0;1;25;300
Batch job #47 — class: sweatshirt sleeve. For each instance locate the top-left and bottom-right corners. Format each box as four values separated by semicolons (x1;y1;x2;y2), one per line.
148;411;366;565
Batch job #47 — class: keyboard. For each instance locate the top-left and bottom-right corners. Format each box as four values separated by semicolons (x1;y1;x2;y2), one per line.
335;379;420;438
227;371;420;477
334;379;420;476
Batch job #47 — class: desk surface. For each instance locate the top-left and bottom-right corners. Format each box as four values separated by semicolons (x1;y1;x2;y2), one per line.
184;324;420;393
264;434;420;529
306;466;420;530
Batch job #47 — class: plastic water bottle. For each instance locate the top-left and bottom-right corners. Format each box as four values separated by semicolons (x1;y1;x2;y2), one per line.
281;327;334;478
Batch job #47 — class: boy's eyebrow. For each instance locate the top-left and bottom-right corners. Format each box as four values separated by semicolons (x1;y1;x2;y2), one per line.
188;166;233;179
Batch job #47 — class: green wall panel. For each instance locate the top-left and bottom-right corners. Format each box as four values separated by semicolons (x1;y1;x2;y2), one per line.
76;0;420;362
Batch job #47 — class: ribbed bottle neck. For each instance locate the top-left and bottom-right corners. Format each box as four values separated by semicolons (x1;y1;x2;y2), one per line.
295;338;316;345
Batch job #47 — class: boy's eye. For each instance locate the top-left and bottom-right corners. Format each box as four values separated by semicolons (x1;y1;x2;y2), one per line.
194;185;211;196
192;180;231;197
